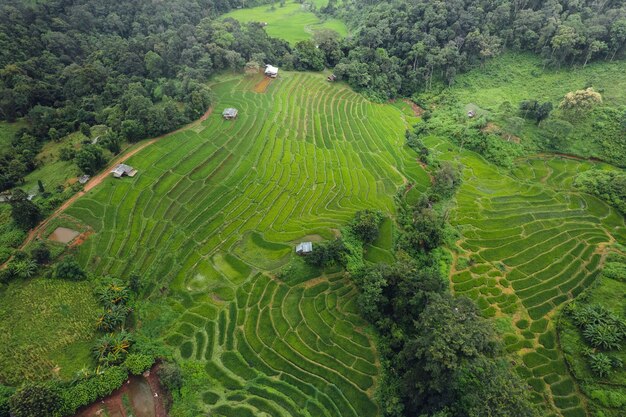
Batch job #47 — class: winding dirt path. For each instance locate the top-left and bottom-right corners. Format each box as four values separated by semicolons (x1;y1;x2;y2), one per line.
2;107;213;267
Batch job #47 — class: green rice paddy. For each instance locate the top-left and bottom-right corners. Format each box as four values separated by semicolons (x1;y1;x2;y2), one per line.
26;65;626;416
428;136;626;417
222;0;348;44
63;71;427;415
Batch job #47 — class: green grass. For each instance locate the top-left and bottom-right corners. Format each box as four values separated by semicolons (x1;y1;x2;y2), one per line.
0;119;27;152
0;278;100;385
436;127;625;415
444;52;626;165
223;1;348;44
59;71;426;416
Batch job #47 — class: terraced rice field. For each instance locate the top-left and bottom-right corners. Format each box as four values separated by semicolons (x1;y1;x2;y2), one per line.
62;72;426;415
426;137;626;417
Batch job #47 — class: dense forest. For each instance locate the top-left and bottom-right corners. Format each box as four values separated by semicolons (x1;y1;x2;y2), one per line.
324;0;626;99
0;0;292;190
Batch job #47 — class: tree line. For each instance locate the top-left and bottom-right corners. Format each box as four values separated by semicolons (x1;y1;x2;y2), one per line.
324;0;626;99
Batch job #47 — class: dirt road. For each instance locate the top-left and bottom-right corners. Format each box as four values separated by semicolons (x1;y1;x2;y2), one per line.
2;107;213;266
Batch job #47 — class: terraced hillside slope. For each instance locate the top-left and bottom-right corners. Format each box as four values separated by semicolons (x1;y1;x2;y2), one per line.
61;72;427;416
426;136;626;417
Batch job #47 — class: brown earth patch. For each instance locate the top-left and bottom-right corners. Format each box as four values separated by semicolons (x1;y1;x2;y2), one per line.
74;365;167;417
403;99;424;117
253;76;273;93
482;122;521;144
48;227;80;244
69;230;94;249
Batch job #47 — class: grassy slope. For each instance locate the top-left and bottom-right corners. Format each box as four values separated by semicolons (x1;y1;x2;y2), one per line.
0;119;27;152
0;279;100;385
223;0;347;44
60;72;426;416
425;132;625;417
445;53;626;162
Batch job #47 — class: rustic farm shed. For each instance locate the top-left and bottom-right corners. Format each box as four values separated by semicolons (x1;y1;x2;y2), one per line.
111;164;137;178
78;175;90;184
265;65;279;78
296;242;313;255
223;108;239;119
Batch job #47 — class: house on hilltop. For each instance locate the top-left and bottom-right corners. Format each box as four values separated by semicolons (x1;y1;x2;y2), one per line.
265;65;279;78
296;242;313;255
111;164;137;178
223;108;238;120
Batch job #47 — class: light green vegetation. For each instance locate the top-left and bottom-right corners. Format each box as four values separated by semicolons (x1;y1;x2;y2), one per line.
0;279;100;385
559;271;626;417
61;71;428;415
223;0;347;44
445;53;626;164
0;119;27;152
429;133;626;417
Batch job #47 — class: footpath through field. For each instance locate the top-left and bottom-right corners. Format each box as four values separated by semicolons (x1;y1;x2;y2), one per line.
1;107;213;268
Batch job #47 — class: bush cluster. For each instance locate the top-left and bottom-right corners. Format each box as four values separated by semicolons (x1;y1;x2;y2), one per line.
566;302;626;377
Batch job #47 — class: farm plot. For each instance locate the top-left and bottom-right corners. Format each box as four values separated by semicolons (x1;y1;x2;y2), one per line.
64;72;427;415
164;272;379;417
430;137;626;417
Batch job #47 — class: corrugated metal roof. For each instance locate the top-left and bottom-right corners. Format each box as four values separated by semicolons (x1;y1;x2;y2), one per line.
296;242;313;253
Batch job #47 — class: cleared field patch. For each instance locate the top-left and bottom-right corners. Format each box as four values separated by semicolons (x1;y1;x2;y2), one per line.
222;1;348;44
63;71;425;415
0;278;99;385
439;142;626;417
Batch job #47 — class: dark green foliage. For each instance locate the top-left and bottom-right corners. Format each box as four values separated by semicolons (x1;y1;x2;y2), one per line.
431;163;462;201
519;100;553;124
93;331;133;368
397;201;446;253
9;382;62;417
95;278;131;332
567;303;626;350
0;385;14;417
0;133;40;192
293;40;325;71
588;353;622;377
157;361;183;394
30;241;50;264
74;146;107;175
349;209;384;244
405;129;430;163
59;366;128;416
8;189;41;230
574;170;626;214
304;238;348;268
54;256;87;281
454;357;537;417
333;1;626;97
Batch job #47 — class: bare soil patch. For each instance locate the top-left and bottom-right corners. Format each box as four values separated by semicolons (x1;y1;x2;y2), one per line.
403;99;425;117
74;366;167;417
48;227;80;244
253;76;273;93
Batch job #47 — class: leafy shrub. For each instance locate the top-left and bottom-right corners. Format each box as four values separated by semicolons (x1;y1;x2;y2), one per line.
9;382;62;417
124;354;154;375
588;352;622;377
566;303;626;350
0;385;14;417
603;262;626;282
583;323;624;350
304;238;348;268
54;257;87;281
574;170;626;214
348;210;384;244
59;366;128;416
157;361;183;394
30;242;51;264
